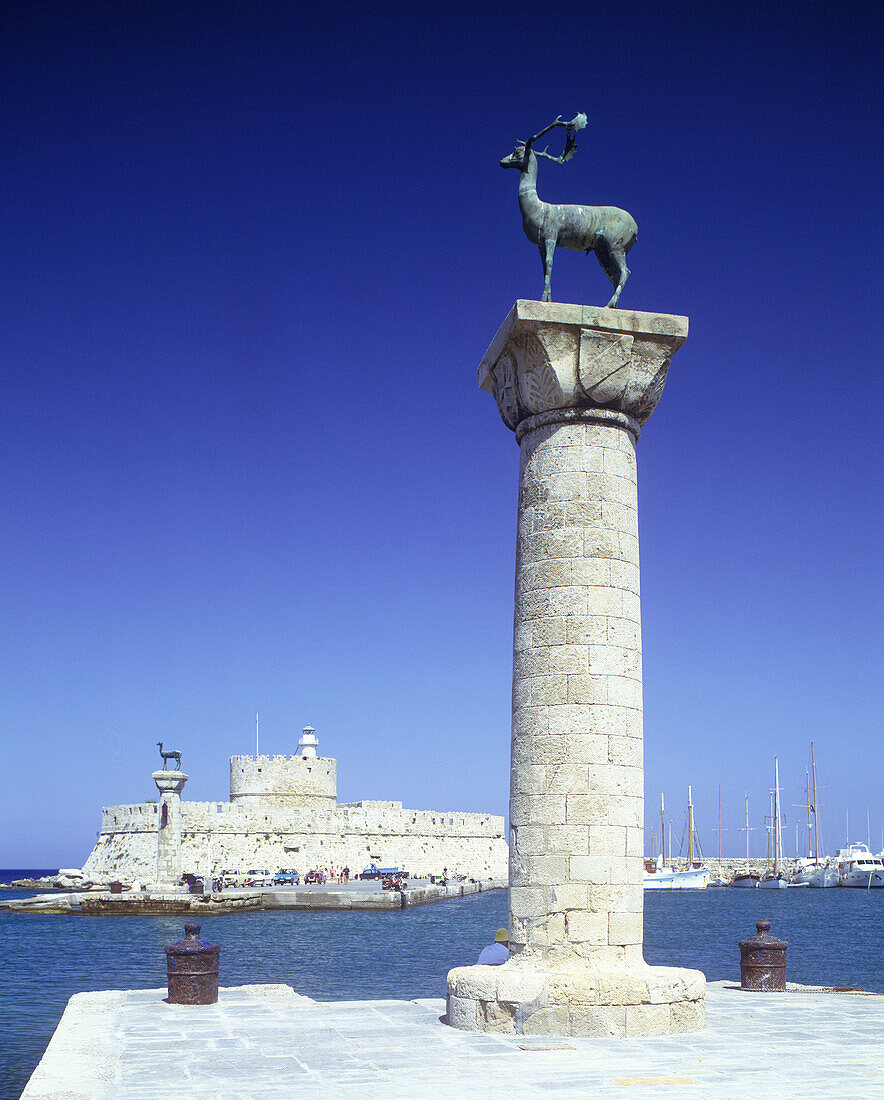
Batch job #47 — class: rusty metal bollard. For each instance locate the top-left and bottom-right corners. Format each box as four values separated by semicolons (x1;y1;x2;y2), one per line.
165;922;220;1004
739;919;787;991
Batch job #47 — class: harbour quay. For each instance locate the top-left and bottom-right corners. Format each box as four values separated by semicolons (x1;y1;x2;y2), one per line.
22;980;883;1099
0;876;505;915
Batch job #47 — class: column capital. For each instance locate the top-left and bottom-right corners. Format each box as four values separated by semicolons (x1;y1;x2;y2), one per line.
479;300;688;433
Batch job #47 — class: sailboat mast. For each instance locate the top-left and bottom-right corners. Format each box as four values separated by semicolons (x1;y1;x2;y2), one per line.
688;786;695;866
773;756;780;874
718;785;722;865
660;794;666;867
811;740;819;862
805;770;812;859
745;795;750;870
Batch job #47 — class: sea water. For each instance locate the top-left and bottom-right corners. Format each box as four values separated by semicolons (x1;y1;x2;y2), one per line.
1;877;882;1098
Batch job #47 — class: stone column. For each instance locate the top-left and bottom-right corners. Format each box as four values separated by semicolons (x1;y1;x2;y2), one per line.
447;301;705;1037
153;770;188;886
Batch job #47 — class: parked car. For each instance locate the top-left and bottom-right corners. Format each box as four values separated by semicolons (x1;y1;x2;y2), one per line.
361;864;403;880
243;869;272;887
272;868;300;886
221;870;240;888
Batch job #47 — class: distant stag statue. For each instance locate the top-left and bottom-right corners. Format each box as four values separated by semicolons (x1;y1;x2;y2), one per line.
500;113;637;307
156;741;182;771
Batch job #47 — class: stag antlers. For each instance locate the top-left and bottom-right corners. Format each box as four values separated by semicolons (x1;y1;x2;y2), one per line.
519;113;588;164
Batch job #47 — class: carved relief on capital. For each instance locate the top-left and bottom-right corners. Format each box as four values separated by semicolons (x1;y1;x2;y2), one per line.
482;312;684;432
488;330;564;431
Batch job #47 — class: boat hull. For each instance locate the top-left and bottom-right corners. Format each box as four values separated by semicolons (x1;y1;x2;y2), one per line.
643;867;709;890
730;874;759;889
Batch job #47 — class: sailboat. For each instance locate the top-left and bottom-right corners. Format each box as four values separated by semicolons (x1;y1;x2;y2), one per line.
644;790;709;889
790;741;838;887
758;757;789;888
731;794;759;887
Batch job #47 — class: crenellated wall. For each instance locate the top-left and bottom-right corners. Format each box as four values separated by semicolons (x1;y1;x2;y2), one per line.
81;760;508;882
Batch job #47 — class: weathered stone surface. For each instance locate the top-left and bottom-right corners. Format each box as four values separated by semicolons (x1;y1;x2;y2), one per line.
479;301;688;431
83;745;507;883
448;303;702;1037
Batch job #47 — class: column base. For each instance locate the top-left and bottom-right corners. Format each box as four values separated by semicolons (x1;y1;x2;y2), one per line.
446;960;705;1037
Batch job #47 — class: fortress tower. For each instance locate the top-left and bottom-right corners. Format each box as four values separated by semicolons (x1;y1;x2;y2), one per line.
229;725;337;810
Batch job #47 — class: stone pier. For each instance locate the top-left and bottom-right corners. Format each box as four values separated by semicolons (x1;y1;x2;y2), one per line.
447;301;705;1037
152;770;188;886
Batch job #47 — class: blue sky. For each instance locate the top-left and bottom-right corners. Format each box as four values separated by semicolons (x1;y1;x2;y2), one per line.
1;1;880;867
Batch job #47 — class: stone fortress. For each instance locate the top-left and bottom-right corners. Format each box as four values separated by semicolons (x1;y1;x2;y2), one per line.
81;727;508;885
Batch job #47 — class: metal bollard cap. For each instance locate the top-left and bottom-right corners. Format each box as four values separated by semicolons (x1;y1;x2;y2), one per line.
165;921;220;957
739;919;787;951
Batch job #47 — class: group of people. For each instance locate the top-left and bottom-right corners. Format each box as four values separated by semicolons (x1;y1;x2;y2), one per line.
305;865;350;884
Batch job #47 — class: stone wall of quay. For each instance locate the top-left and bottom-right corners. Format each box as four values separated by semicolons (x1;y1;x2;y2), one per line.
82;798;507;881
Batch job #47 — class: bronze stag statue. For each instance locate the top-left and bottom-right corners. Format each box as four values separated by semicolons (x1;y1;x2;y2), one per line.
157;741;182;771
500;114;637;308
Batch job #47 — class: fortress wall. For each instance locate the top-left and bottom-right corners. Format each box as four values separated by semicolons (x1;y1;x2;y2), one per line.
82;797;508;880
229;755;337;809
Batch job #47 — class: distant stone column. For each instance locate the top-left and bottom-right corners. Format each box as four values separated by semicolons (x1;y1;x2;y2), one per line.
447;301;705;1037
153;770;188;886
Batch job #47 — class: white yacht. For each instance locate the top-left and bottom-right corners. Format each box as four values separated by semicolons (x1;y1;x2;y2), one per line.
643;792;708;889
791;857;838;888
836;844;884;888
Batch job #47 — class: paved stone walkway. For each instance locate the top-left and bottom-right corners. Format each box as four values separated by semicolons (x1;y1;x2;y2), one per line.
23;981;883;1098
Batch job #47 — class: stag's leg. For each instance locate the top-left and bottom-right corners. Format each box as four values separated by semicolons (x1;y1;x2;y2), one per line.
538;240;555;302
595;237;630;308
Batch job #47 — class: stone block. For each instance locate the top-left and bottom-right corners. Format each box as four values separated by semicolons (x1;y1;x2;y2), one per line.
497;969;548;1005
512;825;547;855
608;912;643;946
569;854;611;882
525;558;572;589
481;999;516;1033
512;764;547;795
446;994;478;1030
597;973;649;1005
547;645;588;675
447;967;499;1002
570;555;612;588
522;1006;570;1035
527;616;568;647
605;675;643;709
588;825;627;856
548;883;587;912
564;733;610;765
583;528;622;559
625;1003;671;1036
549;586;589;616
565;795;606;826
526;674;569;708
669;999;704;1033
588;644;640;678
547;972;601;1006
605;797;643;829
514;648;550;678
567;675;608;705
528;736;568;765
524;854;569;886
566;911;607;944
510;887;546;919
602;447;637;481
568;1004;627;1037
625;826;645;857
545;763;589;794
602;500;639;538
607;735;642;768
564;616;608;645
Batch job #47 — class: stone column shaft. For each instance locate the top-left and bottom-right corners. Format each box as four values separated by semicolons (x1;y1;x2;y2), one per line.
447;301;705;1038
511;408;643;969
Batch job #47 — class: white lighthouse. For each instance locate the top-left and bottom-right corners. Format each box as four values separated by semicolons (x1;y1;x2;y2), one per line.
298;725;318;759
